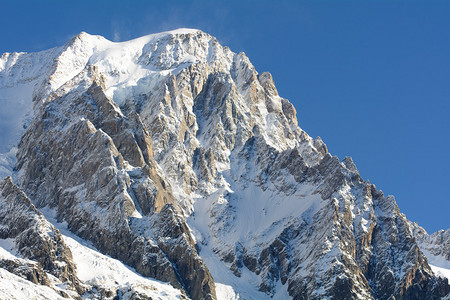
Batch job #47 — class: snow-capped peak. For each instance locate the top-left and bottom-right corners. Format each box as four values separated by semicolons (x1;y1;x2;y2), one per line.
0;28;223;175
1;29;449;300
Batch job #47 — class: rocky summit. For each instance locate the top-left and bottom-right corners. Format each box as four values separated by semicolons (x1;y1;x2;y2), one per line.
0;29;449;299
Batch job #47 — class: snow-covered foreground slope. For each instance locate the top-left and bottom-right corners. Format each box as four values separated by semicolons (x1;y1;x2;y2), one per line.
40;208;187;300
0;268;67;300
0;177;187;299
0;202;234;300
0;233;186;300
0;29;449;299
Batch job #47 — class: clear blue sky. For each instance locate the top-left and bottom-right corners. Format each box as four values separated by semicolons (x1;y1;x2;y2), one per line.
1;0;449;232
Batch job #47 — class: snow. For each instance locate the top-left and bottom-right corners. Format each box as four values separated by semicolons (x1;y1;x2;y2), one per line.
165;28;201;35
419;247;450;283
186;160;324;299
0;81;34;178
215;283;240;300
0;238;17;260
0;268;67;300
413;229;450;283
0;83;34;151
199;246;273;300
63;234;182;299
2;28;449;300
0;47;59;177
200;245;293;300
86;29;206;107
206;172;323;248
422;248;450;270
39;207;183;299
0;147;17;179
0;29;207;181
0;236;79;299
430;264;450;281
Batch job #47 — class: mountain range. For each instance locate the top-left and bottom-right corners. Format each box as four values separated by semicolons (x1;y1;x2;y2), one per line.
0;29;449;299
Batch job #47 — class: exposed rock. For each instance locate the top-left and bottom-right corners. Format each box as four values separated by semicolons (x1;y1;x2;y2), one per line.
0;177;82;294
15;65;215;299
0;29;448;299
0;258;51;286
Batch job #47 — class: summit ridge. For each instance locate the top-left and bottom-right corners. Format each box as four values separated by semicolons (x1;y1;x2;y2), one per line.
0;29;448;300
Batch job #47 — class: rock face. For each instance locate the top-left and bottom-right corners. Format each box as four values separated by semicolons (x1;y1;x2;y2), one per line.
410;223;450;262
0;162;188;299
410;222;450;283
0;177;81;296
0;29;449;299
15;67;215;300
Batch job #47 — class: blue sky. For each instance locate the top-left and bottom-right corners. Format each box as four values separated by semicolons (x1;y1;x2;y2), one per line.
1;0;449;232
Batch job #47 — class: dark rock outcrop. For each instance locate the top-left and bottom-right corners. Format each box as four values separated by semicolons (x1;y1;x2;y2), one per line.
0;177;82;294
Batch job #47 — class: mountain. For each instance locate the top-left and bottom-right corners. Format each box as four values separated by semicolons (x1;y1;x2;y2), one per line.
0;28;449;300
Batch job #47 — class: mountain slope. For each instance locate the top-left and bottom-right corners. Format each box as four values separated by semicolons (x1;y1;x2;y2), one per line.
0;177;188;299
0;29;449;299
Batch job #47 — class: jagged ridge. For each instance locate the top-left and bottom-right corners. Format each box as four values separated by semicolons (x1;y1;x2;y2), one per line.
0;29;449;299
